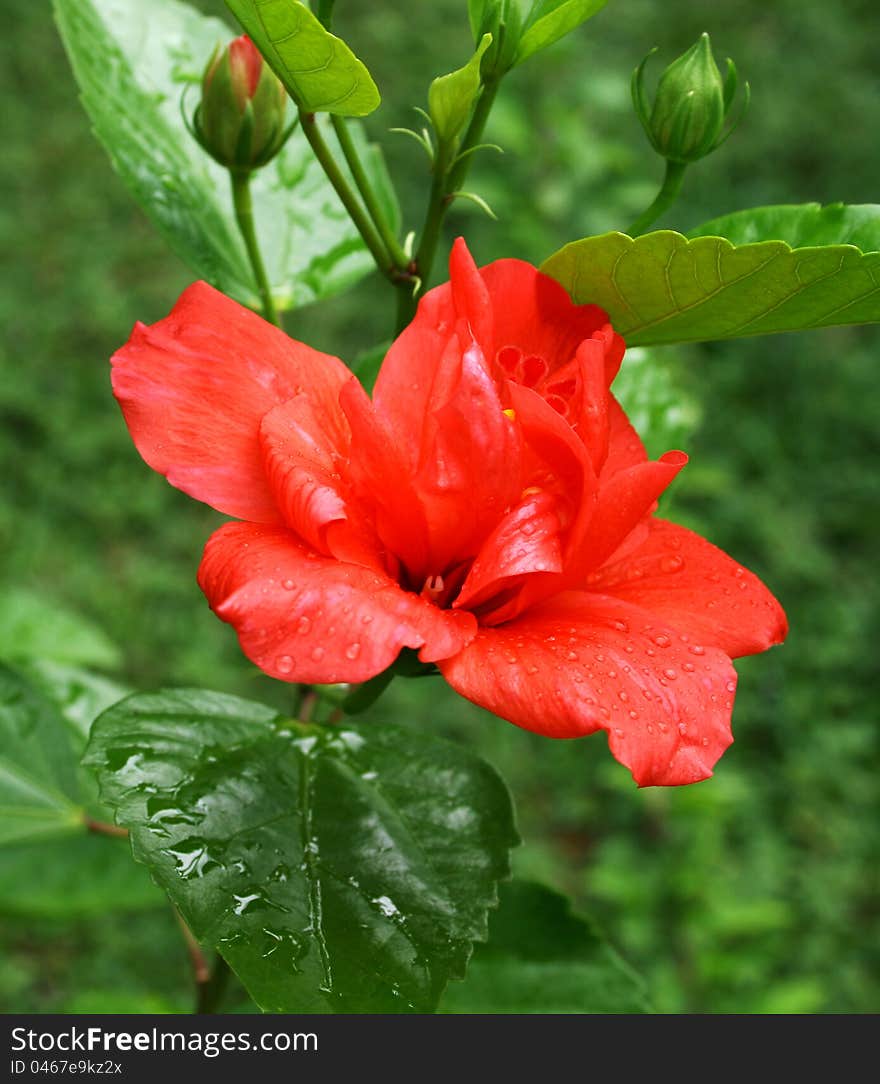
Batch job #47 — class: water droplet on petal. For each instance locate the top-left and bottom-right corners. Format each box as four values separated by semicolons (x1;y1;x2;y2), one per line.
276;655;294;675
311;646;325;662
345;643;361;660
296;615;312;635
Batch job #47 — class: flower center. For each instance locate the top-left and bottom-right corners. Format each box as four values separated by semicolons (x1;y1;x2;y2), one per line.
495;345;581;424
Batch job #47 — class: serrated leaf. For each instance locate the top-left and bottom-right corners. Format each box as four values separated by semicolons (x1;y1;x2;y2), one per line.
226;0;379;116
428;34;492;143
516;1;608;63
541;229;880;346
0;589;121;670
689;202;880;252
441;880;652;1012
0;664;84;845
54;0;386;311
85;689;519;1013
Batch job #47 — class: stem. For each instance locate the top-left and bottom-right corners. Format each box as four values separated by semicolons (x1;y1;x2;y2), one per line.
331;115;408;268
230;171;281;326
299;109;397;281
625;159;688;236
84;816;129;840
197;956;231;1015
396;78;502;332
173;908;231;1014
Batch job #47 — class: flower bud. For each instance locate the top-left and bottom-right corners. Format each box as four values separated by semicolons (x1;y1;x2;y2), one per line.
193;35;290;172
632;32;749;164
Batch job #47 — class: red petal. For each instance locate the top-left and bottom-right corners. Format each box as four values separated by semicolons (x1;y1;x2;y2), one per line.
111;282;349;523
413;340;522;574
454;490;564;613
602;394;648;477
258;388;382;571
480;256;621;378
588;518;788;658
578;451;688;573
198;522;477;684
440;592;736;786
341;378;431;578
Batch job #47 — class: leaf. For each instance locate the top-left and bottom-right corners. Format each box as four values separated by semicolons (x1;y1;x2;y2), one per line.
689;202;880;252
541;229;880;346
0;835;164;918
54;0;385;311
226;0;380;116
516;1;608;63
428;34;493;143
0;589;121;670
23;660;130;746
441;880;652;1012
611;346;701;458
85;689;519;1013
0;664;84;845
468;0;492;39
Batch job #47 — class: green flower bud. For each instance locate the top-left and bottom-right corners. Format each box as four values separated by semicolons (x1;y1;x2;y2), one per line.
193;35;290;172
632;32;749;164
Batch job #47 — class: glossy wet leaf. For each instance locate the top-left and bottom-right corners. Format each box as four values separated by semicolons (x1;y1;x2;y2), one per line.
85;689;518;1013
226;0;380;116
542;228;880;345
516;1;609;64
54;0;390;311
689;202;880;251
0;589;120;670
0;664;84;845
442;880;652;1012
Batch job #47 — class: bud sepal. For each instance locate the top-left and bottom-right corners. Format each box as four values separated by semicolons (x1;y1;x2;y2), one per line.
191;35;293;173
632;32;749;165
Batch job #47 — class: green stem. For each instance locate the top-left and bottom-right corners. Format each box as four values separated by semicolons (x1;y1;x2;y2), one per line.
396;78;501;332
299;109;398;282
331;115;408;268
625;159;688;237
230;171;281;327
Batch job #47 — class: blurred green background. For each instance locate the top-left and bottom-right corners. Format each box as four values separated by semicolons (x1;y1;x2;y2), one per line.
2;0;879;1013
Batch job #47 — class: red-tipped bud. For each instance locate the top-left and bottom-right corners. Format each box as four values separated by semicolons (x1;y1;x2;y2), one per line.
194;36;290;172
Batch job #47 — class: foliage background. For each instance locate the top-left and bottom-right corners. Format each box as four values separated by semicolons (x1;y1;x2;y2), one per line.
1;0;878;1013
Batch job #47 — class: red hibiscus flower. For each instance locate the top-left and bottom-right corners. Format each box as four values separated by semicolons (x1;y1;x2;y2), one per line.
111;240;786;786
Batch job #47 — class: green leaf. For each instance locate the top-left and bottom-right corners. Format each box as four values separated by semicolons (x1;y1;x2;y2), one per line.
23;661;130;746
541;229;880;346
0;664;84;845
689;202;880;252
612;347;701;458
0;835;163;918
468;0;492;39
516;1;608;63
226;0;380;116
85;689;519;1013
54;0;384;311
0;589;120;670
442;880;652;1012
428;34;493;143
